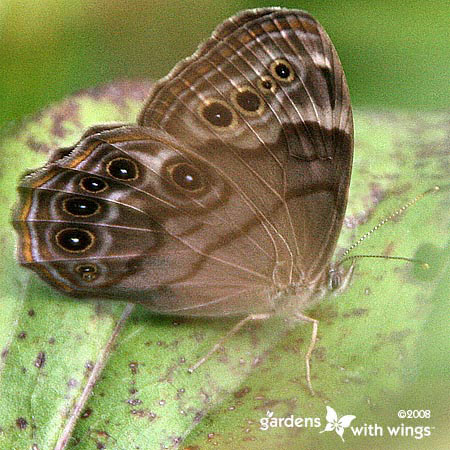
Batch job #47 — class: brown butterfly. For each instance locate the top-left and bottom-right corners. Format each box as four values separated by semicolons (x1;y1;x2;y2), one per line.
13;8;353;393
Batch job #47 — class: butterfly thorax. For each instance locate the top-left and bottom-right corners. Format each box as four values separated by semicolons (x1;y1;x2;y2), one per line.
272;272;328;316
272;262;350;316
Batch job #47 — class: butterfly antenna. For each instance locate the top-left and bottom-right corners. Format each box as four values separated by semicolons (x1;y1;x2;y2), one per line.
337;186;440;267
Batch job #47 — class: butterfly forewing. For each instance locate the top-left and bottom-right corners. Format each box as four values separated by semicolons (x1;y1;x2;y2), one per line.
139;7;353;286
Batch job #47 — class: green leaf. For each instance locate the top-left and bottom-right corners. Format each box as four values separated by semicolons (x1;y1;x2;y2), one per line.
0;83;448;449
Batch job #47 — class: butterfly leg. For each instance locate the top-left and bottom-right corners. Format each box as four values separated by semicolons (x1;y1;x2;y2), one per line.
188;313;272;373
293;312;319;395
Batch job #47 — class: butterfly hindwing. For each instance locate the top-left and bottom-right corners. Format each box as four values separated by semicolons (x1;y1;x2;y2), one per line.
14;126;280;314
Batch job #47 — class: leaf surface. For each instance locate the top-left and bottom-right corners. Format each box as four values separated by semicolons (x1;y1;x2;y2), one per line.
0;82;448;449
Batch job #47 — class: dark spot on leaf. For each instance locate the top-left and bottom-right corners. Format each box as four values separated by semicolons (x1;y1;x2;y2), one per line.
313;346;326;361
383;241;396;256
234;386;251;398
130;409;157;421
18;332;26;339
83;79;152;109
175;388;186;400
343;308;369;318
1;349;8;359
16;417;28;429
26;136;50;154
81;408;92;419
85;360;94;370
51;100;81;139
96;443;105;450
96;431;110;439
389;329;412;342
34;352;46;369
200;389;210;404
67;379;78;388
28;309;35;317
94;302;106;315
129;388;138;394
129;362;139;375
127;398;142;406
48;337;55;344
413;243;444;281
310;302;339;322
342;373;365;385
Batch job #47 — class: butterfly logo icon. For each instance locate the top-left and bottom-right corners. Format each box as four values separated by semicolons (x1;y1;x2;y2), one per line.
320;406;356;442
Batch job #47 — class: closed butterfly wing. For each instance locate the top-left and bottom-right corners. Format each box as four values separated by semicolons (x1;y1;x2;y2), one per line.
14;126;282;316
14;8;353;319
139;7;353;291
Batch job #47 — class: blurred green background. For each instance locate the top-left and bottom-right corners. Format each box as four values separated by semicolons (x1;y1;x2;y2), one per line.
0;0;449;130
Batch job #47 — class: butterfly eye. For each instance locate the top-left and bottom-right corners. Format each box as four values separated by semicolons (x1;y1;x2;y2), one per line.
56;228;94;253
106;157;139;181
63;197;100;217
169;163;205;192
257;76;277;94
200;99;236;128
328;270;341;291
270;58;295;82
80;176;108;193
232;87;264;116
75;263;99;281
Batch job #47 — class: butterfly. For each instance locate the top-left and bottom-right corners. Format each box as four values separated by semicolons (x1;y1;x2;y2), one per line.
13;8;353;393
